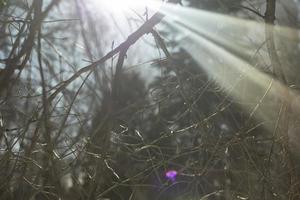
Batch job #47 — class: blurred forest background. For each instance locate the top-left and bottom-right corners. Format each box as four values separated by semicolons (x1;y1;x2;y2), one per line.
1;0;300;199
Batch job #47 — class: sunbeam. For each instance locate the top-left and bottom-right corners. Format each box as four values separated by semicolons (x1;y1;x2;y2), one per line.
159;3;299;60
151;3;300;132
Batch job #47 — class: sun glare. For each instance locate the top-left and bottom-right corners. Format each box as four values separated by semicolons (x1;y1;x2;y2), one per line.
98;0;161;13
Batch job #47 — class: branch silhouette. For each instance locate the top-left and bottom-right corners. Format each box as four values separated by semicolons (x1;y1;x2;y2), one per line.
49;12;165;102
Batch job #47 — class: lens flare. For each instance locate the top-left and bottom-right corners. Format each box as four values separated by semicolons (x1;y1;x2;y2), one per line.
165;170;178;181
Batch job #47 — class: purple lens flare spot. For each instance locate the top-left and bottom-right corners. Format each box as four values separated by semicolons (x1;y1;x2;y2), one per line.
165;170;178;181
